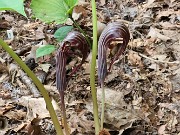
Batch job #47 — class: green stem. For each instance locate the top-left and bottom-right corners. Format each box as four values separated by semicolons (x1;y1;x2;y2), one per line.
90;0;100;135
69;16;91;47
100;82;105;130
0;39;64;135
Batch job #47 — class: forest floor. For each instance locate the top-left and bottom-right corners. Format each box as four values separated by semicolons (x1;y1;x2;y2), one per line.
0;0;180;135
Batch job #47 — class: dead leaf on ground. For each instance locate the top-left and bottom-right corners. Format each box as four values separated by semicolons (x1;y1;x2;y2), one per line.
86;87;141;130
159;103;180;115
25;116;42;135
18;96;50;119
158;124;167;135
128;50;144;67
147;27;171;42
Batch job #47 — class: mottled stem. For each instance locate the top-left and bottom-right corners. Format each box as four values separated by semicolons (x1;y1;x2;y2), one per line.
60;91;69;135
100;81;105;130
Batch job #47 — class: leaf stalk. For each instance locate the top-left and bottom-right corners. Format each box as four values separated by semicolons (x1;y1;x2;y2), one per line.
91;0;100;134
69;16;91;47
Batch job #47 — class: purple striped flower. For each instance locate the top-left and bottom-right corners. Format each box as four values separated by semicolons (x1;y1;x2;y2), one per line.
56;31;90;91
98;22;130;84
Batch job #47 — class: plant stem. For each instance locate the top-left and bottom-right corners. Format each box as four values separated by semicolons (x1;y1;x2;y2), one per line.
91;0;100;135
60;91;69;135
69;16;91;47
0;39;64;135
100;82;105;130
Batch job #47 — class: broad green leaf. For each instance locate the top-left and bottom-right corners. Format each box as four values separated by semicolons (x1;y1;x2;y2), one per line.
64;0;78;15
64;0;77;7
0;0;27;17
54;26;73;41
31;0;69;24
36;45;56;58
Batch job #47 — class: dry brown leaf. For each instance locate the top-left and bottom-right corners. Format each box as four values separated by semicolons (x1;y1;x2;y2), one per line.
156;9;179;21
25;116;41;135
100;0;106;6
2;14;14;22
159;103;180;115
73;5;87;18
0;57;5;63
13;123;27;132
160;22;180;29
0;116;8;131
128;50;144;67
99;129;110;135
39;64;51;73
152;54;167;61
69;110;94;134
0;63;8;74
23;22;40;30
78;0;89;7
128;38;144;48
0;19;10;29
0;104;14;116
167;115;178;130
4;109;27;120
86;87;141;129
158;124;167;135
18;96;50;119
35;25;45;40
147;27;171;42
147;0;155;6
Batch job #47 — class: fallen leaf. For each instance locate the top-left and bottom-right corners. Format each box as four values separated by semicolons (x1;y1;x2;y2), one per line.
147;0;155;6
147;27;171;42
39;64;51;73
86;87;141;129
158;124;167;135
100;0;106;6
159;103;180;115
18;96;50;119
128;50;144;67
167;116;178;129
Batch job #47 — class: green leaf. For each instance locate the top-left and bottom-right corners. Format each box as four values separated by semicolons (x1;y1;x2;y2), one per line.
31;0;78;24
0;0;27;17
64;0;77;8
64;0;78;15
36;45;56;58
31;0;69;24
54;26;73;41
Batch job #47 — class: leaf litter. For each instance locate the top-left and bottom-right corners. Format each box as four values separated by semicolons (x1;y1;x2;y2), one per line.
0;0;180;134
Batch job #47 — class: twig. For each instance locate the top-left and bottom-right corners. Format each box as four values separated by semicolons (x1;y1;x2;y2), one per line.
139;53;180;64
19;70;41;97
